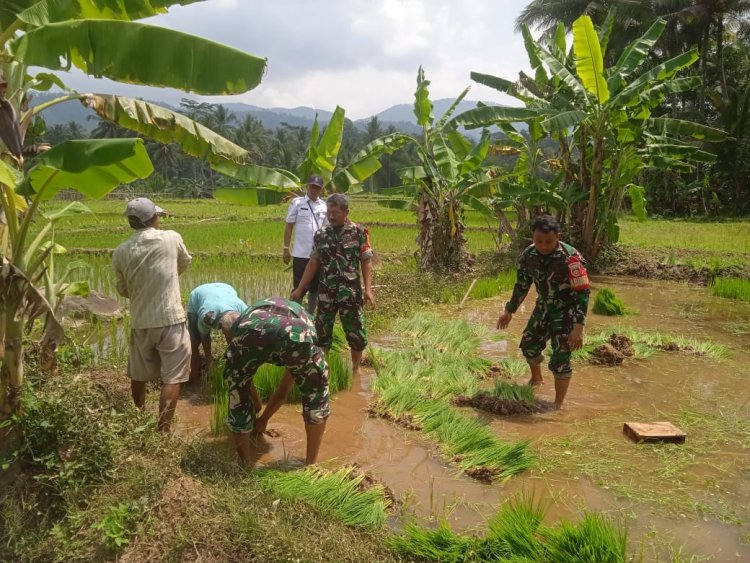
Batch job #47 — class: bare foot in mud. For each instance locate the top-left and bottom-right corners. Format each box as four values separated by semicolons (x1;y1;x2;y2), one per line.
528;377;544;386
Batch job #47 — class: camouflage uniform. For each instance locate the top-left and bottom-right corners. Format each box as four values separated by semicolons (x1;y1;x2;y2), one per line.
224;297;330;433
505;242;590;378
311;221;372;351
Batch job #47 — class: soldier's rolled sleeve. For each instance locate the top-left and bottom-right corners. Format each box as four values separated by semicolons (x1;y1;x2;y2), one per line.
572;287;590;325
505;253;532;313
309;231;321;260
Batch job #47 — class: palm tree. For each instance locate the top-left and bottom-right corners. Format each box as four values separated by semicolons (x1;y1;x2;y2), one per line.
234;115;269;162
205;104;237;139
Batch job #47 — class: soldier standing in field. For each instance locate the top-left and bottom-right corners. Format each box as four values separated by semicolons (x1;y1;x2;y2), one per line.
221;297;330;465
283;174;328;314
497;214;590;409
291;193;375;378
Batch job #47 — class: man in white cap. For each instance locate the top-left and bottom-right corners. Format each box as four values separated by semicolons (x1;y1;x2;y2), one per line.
113;198;192;432
283;174;328;314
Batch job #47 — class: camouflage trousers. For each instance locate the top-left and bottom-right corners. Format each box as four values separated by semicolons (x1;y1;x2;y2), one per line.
519;302;575;379
315;298;367;351
225;340;330;433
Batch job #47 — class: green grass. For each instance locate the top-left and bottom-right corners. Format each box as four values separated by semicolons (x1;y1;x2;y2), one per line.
389;496;628;562
254;466;391;529
593;288;628;316
711;277;750;302
618;217;750;253
491;380;536;405
495;357;529;378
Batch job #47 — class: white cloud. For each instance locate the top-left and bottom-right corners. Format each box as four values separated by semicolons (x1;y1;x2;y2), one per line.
59;0;533;119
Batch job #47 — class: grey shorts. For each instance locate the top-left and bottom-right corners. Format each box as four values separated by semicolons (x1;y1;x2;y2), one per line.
128;322;191;384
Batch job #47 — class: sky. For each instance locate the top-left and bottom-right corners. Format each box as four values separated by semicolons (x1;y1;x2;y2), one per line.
61;0;534;120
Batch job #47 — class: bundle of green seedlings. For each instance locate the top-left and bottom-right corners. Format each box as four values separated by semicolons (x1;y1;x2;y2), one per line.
711;276;750;303
573;327;729;363
254;465;391;529
209;324;352;435
389;495;628;562
370;313;534;480
592;287;628;316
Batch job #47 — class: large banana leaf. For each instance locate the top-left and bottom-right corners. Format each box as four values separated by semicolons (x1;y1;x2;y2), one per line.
212;161;299;190
626;184;647;221
541;110;588;133
572;16;609;104
333;132;411;190
17;0;203;26
645;142;717;163
535;47;588;103
17;138;153;200
432;133;458;181
470;72;537;104
213;187;285;206
597;8;616;58
0;0;35;28
84;94;248;165
609;50;699;109
447;129;472;160
635;77;702;107
609;19;666;92
435;87;470;131
448;105;543;130
647;118;726;142
521;24;547;85
315;106;345;173
459;130;489;175
11;20;266;95
414;66;434;129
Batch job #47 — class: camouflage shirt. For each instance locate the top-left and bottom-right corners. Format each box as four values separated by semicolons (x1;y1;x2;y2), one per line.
227;297;317;372
505;242;590;325
311;221;372;303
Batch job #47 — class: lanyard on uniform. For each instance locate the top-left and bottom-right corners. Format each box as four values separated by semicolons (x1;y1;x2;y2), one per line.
307;202;320;231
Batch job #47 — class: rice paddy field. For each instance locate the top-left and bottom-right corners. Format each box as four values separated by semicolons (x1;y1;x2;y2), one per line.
6;197;750;562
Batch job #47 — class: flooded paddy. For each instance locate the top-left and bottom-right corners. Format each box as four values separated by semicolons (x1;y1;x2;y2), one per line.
168;276;750;561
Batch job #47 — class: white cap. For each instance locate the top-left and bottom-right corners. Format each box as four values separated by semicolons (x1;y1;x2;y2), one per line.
125;197;166;222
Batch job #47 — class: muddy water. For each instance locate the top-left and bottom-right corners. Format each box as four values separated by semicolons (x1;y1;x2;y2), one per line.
175;276;750;561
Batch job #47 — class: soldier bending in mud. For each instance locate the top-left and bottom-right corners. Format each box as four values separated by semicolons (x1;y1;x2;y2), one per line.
497;215;590;408
222;297;330;465
291;193;375;378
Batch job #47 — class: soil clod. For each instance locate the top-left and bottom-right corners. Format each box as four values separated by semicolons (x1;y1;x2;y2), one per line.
366;404;423;431
464;466;498;483
344;462;400;508
451;394;551;416
609;334;634;356
590;343;625;365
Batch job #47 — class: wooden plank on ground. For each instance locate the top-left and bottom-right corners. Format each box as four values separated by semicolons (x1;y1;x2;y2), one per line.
623;421;686;444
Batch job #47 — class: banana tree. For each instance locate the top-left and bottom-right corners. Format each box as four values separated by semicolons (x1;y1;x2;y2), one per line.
0;0;275;415
213;105;411;204
451;13;727;259
1;139;153;412
378;67;497;272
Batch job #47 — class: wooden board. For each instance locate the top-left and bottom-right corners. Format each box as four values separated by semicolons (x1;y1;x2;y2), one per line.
623;421;686;444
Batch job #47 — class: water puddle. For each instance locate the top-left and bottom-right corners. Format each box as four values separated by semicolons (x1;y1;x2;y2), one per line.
174;276;750;559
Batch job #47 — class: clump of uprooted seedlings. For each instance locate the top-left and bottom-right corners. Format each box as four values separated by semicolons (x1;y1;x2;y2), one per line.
254;464;393;529
574;328;729;366
369;313;534;482
452;380;553;417
389;495;628;562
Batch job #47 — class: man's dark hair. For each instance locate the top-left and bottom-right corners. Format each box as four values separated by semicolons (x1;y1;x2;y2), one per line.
532;214;560;234
327;193;349;211
128;214;156;230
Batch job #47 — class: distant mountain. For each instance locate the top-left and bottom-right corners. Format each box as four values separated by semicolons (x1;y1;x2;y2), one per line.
29;92;495;138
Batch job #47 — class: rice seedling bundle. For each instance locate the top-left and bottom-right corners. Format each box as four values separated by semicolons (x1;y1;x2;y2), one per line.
592;288;628;316
255;466;390;529
390;496;628;562
711;277;750;302
491;381;536;405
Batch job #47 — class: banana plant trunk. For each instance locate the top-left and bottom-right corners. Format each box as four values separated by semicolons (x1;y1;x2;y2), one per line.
0;292;24;415
417;191;468;272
